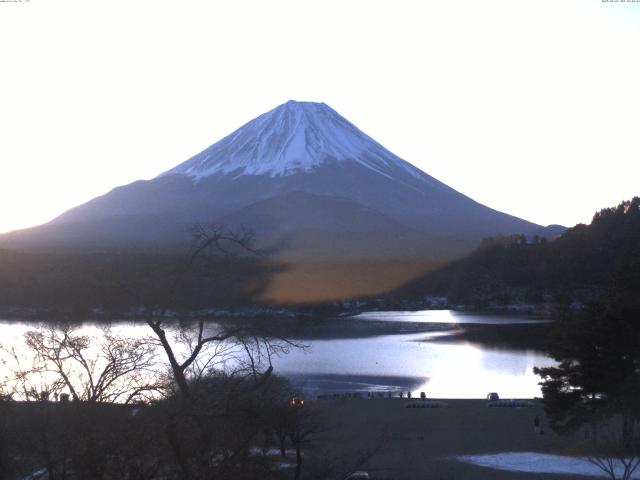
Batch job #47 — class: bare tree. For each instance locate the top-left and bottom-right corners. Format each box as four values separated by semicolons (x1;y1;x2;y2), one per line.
581;415;640;480
288;405;321;480
141;224;301;400
129;224;310;479
1;343;66;402
0;325;168;480
2;325;163;403
142;224;257;400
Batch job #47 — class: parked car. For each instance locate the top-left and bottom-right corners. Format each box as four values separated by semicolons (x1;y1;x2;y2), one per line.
486;392;499;401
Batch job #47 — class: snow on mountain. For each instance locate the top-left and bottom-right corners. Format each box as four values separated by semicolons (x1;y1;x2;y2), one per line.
160;100;426;181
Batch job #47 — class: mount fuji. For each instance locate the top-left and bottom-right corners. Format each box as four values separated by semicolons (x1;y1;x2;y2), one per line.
1;101;556;302
161;100;426;181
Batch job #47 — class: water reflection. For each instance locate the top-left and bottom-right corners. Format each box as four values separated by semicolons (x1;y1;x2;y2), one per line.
352;310;551;324
273;331;554;398
0;311;555;400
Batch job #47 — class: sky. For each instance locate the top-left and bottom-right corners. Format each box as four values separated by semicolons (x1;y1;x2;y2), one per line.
0;0;639;234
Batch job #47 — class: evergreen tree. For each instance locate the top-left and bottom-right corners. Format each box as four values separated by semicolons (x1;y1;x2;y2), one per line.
535;301;640;480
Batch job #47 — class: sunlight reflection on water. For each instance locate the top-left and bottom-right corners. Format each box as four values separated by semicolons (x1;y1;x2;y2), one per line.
273;331;553;398
352;309;551;324
0;311;554;399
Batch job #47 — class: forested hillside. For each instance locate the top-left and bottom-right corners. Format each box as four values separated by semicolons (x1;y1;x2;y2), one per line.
399;197;640;307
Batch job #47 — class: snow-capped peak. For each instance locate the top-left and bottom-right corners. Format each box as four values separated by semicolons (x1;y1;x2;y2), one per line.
159;100;425;180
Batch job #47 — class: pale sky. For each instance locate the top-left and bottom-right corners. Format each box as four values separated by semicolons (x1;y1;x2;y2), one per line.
1;0;639;234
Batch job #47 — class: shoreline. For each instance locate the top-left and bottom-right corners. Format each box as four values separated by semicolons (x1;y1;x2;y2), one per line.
0;300;562;324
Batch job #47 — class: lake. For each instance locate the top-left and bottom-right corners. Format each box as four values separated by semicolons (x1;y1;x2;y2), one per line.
0;310;555;400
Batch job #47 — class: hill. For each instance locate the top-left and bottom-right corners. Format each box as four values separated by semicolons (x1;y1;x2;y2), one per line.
397;197;640;308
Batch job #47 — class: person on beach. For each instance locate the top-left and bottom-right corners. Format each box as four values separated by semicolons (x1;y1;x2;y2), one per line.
534;415;540;434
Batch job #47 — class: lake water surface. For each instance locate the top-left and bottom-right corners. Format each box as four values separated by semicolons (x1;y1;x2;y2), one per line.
276;330;554;398
351;309;552;324
0;310;555;399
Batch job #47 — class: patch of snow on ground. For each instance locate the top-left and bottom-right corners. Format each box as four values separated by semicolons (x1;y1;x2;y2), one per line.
22;468;47;480
457;452;640;478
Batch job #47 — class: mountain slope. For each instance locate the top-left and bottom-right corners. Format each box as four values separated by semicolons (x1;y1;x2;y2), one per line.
219;190;452;258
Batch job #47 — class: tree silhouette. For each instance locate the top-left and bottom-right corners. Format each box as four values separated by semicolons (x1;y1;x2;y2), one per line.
535;301;640;480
